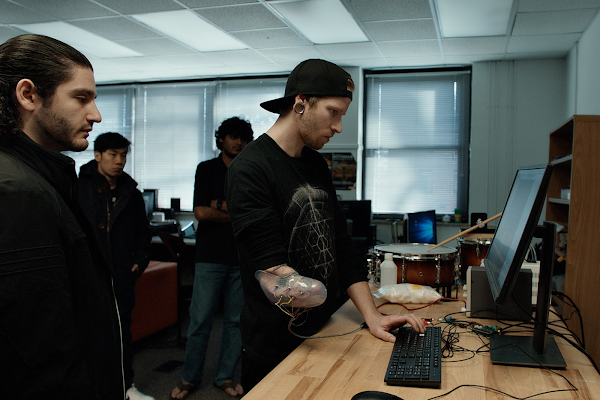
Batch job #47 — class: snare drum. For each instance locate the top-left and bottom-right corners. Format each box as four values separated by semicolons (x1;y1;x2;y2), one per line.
373;243;457;287
457;233;494;281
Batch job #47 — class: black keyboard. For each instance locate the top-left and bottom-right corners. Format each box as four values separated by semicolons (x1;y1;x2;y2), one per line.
384;326;442;388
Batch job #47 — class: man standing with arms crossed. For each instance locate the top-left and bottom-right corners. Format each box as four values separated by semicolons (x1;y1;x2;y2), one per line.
0;34;124;399
171;117;253;400
226;59;425;392
77;132;153;400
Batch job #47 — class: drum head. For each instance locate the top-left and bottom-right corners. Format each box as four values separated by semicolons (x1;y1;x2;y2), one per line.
375;243;457;255
458;233;494;245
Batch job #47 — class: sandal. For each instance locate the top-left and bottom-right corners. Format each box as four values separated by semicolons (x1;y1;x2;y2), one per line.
214;380;244;398
170;381;197;400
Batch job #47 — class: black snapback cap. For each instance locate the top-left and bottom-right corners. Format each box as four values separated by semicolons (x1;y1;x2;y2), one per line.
260;59;354;114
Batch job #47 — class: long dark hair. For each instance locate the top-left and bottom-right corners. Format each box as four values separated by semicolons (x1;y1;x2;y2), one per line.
0;34;93;136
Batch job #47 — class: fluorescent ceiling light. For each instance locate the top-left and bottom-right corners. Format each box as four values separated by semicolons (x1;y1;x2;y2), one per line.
435;0;513;38
13;22;142;58
265;0;368;44
132;10;248;52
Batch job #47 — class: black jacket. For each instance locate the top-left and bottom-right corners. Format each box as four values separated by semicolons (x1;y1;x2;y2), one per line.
77;160;151;305
0;132;125;400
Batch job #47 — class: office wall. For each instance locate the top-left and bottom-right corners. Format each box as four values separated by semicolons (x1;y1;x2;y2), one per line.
470;59;566;219
570;9;600;115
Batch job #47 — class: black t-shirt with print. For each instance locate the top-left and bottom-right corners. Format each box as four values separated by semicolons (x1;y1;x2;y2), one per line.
226;134;367;364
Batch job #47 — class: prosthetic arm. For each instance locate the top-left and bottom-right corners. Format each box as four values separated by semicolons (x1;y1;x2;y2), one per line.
255;267;327;309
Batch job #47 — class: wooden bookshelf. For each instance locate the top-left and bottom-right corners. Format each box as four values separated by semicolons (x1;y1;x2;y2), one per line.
547;115;600;366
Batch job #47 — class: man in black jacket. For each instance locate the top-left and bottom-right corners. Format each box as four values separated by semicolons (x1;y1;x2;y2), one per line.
77;132;153;400
0;35;125;399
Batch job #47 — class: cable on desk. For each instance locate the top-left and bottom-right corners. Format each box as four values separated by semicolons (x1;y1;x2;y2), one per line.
376;297;466;312
552;289;585;348
425;382;577;400
287;318;366;340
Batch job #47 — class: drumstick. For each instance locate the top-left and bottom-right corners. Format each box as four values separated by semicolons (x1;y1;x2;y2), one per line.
427;212;502;252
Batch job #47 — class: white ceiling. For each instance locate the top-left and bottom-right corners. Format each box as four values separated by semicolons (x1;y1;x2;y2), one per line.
1;0;598;84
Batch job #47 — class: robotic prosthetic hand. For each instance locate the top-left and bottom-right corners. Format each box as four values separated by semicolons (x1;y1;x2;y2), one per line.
255;269;327;309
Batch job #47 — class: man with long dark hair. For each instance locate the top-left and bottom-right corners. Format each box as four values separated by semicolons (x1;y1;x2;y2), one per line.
0;34;125;399
171;117;253;400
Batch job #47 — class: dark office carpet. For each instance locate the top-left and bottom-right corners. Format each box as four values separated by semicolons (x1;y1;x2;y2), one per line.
130;309;242;400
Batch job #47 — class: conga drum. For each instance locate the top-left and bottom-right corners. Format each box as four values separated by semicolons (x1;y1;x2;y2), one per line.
457;233;494;281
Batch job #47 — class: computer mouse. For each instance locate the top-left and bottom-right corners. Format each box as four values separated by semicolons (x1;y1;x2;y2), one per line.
351;390;404;400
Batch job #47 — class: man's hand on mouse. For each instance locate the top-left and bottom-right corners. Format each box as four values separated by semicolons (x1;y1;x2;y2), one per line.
364;313;426;343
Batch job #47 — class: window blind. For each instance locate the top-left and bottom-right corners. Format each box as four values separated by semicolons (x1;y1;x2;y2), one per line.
364;69;471;216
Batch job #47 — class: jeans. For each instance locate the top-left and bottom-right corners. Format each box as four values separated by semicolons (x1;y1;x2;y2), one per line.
182;262;243;386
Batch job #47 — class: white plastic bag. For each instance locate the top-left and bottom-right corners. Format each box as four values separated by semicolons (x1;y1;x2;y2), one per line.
373;283;442;304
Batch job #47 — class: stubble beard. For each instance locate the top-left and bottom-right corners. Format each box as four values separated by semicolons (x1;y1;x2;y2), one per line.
35;104;90;152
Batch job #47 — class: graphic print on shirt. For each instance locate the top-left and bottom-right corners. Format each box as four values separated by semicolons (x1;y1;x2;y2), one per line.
286;184;334;282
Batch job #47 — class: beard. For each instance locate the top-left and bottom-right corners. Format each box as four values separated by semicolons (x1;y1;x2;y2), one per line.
223;147;239;160
33;104;91;152
298;110;326;150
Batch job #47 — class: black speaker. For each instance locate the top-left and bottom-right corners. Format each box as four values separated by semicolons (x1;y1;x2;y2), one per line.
466;266;533;321
171;198;181;212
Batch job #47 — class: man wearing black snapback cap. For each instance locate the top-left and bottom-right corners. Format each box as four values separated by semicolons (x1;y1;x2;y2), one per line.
226;59;425;391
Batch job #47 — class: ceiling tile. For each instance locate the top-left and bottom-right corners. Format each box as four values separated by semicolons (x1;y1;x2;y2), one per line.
230;63;287;75
508;33;579;53
377;40;440;57
257;46;324;64
154;53;225;68
194;4;285;31
442;37;507;55
518;0;600;12
0;1;54;24
342;57;389;69
69;17;161;40
315;42;382;59
444;54;505;64
12;0;116;20
347;0;432;22
201;49;272;65
98;55;172;71
383;55;445;67
116;38;196;56
179;0;260;8
0;26;25;42
93;0;184;15
231;28;310;49
512;9;596;35
364;20;437;41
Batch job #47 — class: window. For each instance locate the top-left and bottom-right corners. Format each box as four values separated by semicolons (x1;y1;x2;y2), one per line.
363;68;471;216
133;81;216;211
65;77;286;211
65;86;134;176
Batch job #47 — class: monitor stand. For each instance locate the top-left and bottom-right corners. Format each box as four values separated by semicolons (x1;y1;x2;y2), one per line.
489;222;566;369
490;335;565;368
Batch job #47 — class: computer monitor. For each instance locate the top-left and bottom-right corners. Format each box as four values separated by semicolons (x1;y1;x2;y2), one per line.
484;164;566;368
339;200;372;240
404;210;437;244
142;189;157;218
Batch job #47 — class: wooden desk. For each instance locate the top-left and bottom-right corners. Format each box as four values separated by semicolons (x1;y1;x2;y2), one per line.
243;299;600;400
